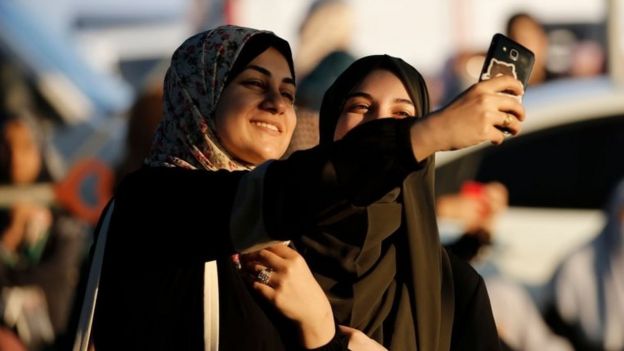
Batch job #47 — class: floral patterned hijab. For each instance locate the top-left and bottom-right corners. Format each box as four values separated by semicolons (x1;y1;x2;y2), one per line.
145;25;294;171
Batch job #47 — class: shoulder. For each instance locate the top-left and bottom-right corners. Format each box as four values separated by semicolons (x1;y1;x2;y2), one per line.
447;250;484;292
116;166;245;196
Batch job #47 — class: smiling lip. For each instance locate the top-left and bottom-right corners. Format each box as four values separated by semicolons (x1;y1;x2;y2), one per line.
250;120;282;133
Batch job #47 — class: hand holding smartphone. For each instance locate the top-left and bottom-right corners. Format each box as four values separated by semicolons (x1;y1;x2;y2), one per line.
479;33;535;89
479;33;534;134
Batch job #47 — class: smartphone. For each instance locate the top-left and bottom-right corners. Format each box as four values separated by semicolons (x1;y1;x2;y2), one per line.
480;33;535;133
479;33;535;89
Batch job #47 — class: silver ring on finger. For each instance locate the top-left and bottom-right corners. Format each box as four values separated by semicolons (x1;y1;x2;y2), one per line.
256;267;273;286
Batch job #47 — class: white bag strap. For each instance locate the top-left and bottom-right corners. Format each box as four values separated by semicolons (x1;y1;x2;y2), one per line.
72;201;115;351
204;261;219;351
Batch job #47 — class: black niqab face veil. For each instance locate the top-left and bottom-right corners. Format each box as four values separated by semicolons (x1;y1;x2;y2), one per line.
318;54;430;145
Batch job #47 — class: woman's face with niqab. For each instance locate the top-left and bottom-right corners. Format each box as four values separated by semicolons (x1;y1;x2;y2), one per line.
333;69;415;141
214;47;297;166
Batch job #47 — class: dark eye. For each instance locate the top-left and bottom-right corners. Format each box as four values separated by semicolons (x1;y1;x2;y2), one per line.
281;91;295;104
347;103;370;113
243;79;266;89
394;110;412;118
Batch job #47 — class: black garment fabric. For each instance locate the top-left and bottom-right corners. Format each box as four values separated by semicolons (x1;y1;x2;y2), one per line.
91;118;420;350
93;167;343;351
446;252;501;350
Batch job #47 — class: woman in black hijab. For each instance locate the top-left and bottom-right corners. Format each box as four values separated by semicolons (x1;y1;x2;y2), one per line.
294;55;502;350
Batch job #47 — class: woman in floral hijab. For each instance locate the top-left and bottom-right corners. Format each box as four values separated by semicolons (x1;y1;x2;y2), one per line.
146;26;294;171
89;25;353;351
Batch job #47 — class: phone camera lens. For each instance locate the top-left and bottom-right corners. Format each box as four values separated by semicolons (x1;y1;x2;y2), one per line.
510;49;519;61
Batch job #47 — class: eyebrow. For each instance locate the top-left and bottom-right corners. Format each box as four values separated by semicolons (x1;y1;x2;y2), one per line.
245;65;296;87
346;92;414;106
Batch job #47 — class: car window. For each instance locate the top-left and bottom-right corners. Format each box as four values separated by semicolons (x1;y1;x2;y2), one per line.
436;115;624;209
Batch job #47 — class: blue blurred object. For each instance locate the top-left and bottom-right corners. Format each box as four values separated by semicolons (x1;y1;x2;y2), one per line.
0;0;133;168
0;1;132;120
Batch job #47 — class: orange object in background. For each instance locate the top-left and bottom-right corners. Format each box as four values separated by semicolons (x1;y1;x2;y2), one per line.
461;180;485;198
0;159;113;225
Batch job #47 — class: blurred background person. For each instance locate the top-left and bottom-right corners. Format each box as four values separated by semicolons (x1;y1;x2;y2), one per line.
436;50;487;107
114;62;168;183
439;11;551;106
545;179;624;351
437;181;508;261
438;11;557;107
294;0;356;96
0;115;87;350
506;12;552;86
439;181;573;351
0;59;88;351
568;39;606;78
286;0;356;155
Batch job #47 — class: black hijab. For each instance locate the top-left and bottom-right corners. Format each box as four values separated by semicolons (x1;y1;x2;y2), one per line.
303;55;454;351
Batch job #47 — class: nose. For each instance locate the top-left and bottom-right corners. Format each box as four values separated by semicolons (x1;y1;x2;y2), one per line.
366;106;389;122
260;89;287;115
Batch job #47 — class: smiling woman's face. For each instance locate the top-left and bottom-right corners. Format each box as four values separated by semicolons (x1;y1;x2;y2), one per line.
333;69;415;141
214;47;296;166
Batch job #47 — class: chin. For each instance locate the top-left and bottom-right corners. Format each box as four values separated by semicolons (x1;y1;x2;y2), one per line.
256;148;286;163
243;154;276;167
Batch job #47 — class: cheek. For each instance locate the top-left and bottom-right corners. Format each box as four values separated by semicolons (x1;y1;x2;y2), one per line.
333;114;363;141
214;89;240;131
214;100;245;144
213;115;242;161
284;111;297;139
213;111;228;142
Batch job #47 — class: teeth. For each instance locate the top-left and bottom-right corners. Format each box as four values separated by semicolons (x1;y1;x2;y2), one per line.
252;121;279;132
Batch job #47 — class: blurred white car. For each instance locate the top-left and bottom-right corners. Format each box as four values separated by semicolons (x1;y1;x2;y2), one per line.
435;76;624;286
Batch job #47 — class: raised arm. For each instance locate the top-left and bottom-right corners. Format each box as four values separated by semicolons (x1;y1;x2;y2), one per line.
112;76;525;259
231;75;525;251
410;75;525;161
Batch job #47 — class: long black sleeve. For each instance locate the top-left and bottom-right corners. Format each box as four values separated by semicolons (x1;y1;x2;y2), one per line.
263;117;424;240
112;118;423;262
110;167;245;262
90;118;426;350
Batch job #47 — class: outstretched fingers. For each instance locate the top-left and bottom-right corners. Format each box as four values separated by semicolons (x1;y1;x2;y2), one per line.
480;74;524;97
